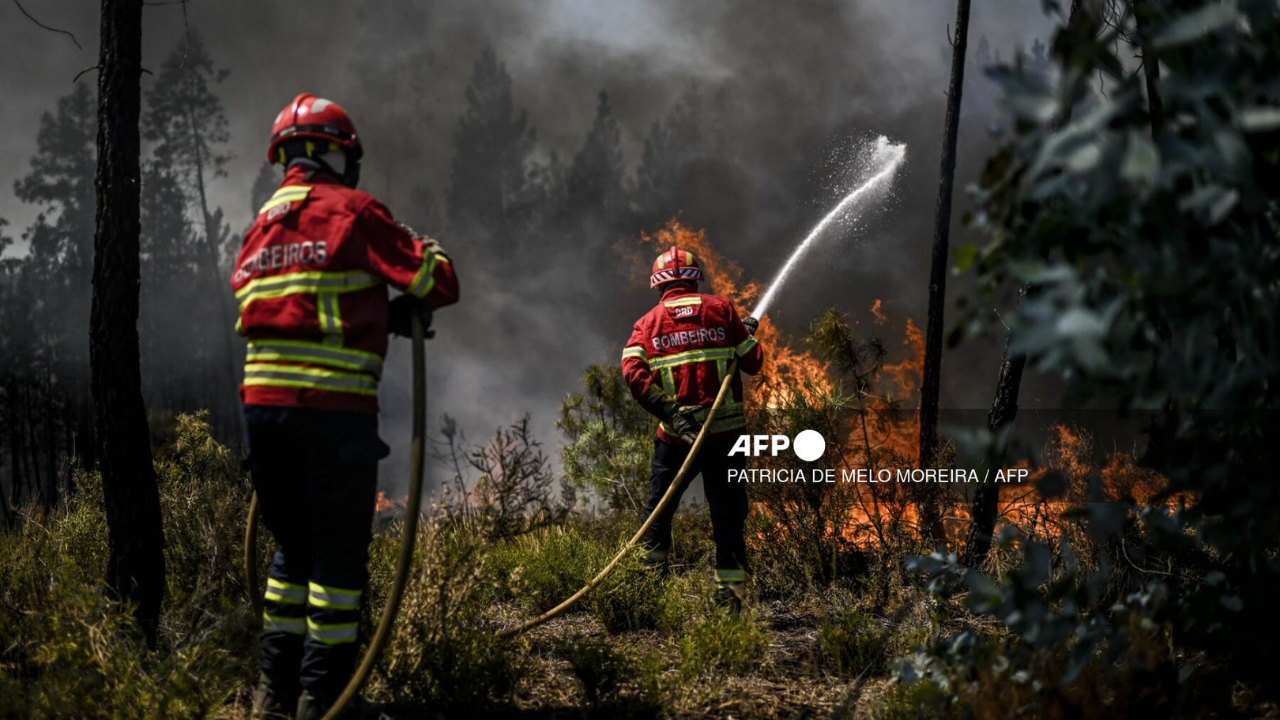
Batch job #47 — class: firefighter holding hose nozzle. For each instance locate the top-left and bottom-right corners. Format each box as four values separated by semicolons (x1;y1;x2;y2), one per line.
232;94;459;719
621;247;763;612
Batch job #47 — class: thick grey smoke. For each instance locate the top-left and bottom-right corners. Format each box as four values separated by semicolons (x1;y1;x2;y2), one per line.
0;0;1060;490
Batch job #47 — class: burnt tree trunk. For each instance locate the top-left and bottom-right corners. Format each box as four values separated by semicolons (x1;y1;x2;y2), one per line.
91;0;165;642
963;0;1088;567
917;0;972;544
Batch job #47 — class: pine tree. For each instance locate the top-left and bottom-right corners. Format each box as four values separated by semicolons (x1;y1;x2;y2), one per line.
139;164;201;410
13;82;98;475
143;30;239;434
14;83;97;355
563;90;627;236
634;84;707;229
964;0;1089;567
448;48;535;245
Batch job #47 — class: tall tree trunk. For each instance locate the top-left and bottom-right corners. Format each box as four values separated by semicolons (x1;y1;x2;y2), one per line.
25;386;40;499
43;353;57;507
917;0;972;544
91;0;165;643
1134;0;1164;135
0;427;11;527
964;0;1088;567
7;387;22;508
185;105;241;437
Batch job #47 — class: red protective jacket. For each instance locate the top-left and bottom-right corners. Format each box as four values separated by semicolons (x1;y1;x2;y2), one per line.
231;165;459;413
621;285;763;443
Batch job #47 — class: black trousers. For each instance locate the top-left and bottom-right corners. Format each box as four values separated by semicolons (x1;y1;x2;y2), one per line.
244;405;387;698
639;437;748;575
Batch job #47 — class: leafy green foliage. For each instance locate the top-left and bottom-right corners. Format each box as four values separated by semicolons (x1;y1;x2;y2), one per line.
585;547;665;634
900;1;1280;715
558;364;655;514
374;517;523;713
486;524;609;612
0;414;254;720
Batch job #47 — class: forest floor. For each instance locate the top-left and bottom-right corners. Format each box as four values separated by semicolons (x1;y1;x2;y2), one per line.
493;600;881;720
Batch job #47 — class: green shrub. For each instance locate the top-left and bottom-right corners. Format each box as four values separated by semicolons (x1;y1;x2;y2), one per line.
374;519;522;713
677;612;769;677
654;570;716;634
818;609;886;676
872;679;951;720
487;524;609;613
556;636;636;704
586;548;665;633
0;413;254;720
665;505;717;573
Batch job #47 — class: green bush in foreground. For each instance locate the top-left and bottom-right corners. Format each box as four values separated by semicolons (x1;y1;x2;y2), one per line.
677;611;769;678
818;609;886;676
586;547;665;633
0;413;253;720
374;518;524;713
486;524;609;613
556;636;636;704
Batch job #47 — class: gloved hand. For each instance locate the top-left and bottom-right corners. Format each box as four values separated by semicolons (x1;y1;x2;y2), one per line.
742;316;759;336
638;385;697;442
668;405;709;444
388;294;435;338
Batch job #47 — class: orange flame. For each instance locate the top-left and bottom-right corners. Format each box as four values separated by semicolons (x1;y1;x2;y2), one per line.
633;219;1168;552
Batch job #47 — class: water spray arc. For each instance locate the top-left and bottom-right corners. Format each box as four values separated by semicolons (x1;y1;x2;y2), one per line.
751;137;907;320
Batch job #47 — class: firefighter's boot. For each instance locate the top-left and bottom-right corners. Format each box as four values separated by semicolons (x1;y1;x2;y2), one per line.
296;689;369;720
295;689;332;720
640;546;670;577
715;569;746;616
251;672;297;719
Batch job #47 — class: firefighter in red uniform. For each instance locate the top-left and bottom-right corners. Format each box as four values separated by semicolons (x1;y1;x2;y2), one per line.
621;247;763;611
234;94;459;719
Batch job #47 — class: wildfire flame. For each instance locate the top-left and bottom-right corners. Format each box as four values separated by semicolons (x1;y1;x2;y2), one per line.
638;219;1167;551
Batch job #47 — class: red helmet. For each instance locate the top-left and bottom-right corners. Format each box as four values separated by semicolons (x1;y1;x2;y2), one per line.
650;247;704;289
267;93;363;164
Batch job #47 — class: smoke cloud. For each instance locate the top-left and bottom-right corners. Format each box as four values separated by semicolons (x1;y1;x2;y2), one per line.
0;0;1062;491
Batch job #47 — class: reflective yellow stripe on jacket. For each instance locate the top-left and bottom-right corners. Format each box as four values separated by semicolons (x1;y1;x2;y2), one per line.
407;251;444;299
246;340;383;378
242;363;378;397
235;270;382;312
649;347;736;370
257;185;312;216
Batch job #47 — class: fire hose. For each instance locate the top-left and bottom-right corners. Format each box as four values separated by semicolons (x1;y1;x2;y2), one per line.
498;357;739;638
242;314;428;720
